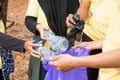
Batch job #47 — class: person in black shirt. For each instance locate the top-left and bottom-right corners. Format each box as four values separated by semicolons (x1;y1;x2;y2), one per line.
0;5;40;80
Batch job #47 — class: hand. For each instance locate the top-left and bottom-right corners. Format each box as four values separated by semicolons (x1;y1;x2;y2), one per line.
73;40;103;50
36;24;49;40
73;42;92;50
24;40;42;58
49;54;76;71
66;14;76;27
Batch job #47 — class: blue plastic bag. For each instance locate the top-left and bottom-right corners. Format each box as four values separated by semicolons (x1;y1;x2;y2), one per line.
42;47;90;80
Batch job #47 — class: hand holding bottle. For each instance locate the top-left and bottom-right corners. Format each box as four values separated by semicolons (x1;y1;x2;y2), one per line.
33;40;59;59
36;24;49;40
24;40;41;58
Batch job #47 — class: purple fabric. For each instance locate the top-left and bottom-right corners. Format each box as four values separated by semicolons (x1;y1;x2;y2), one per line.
42;47;90;80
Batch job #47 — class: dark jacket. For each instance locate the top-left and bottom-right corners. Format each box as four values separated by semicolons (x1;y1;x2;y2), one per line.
0;32;25;52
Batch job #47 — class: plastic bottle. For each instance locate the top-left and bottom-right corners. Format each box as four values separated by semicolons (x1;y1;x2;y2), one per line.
33;40;59;59
36;46;59;59
33;29;69;59
44;29;69;52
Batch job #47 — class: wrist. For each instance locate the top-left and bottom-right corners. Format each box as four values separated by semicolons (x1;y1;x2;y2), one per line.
36;24;42;32
85;42;95;50
71;57;80;68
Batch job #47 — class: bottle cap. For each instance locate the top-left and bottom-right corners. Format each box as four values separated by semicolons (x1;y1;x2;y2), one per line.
33;40;39;43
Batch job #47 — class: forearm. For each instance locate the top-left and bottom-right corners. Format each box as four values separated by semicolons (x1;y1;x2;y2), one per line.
77;40;104;50
88;40;104;50
0;32;25;52
74;49;120;68
76;0;91;20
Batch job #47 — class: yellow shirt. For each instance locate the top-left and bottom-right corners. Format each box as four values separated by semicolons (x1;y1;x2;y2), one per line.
0;20;5;69
84;0;116;40
99;1;120;80
26;0;53;49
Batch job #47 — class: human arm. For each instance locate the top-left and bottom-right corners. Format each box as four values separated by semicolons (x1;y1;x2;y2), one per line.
25;16;48;40
25;16;39;35
49;49;120;71
73;40;104;50
25;0;48;40
76;0;91;20
66;0;91;27
0;32;40;57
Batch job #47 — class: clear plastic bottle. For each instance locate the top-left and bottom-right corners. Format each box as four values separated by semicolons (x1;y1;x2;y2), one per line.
33;29;69;59
33;40;59;59
36;46;59;59
44;29;69;52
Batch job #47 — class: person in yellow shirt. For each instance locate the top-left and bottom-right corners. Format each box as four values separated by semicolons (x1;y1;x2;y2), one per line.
65;0;118;80
49;0;120;80
25;0;81;80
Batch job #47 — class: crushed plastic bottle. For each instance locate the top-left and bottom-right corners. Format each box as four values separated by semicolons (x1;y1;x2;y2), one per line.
33;40;59;59
44;29;69;52
33;29;69;59
36;46;59;59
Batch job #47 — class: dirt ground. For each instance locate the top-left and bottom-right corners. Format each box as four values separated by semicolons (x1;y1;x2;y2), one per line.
6;0;33;80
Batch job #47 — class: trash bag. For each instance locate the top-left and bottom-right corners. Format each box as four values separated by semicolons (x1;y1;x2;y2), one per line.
42;47;90;80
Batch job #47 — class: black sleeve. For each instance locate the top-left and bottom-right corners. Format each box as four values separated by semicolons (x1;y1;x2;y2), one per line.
25;16;40;35
0;32;26;52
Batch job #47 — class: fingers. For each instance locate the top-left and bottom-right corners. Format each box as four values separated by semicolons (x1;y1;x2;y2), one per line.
49;54;74;71
49;61;73;71
36;24;48;40
58;66;73;72
72;44;80;48
30;52;40;58
43;26;49;30
27;48;40;58
79;42;89;48
49;56;60;66
51;55;60;60
49;55;62;67
30;47;40;57
49;61;57;66
24;40;41;58
72;42;88;48
66;14;75;27
40;27;47;40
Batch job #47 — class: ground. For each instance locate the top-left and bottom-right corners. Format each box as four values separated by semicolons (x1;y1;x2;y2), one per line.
6;0;33;80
